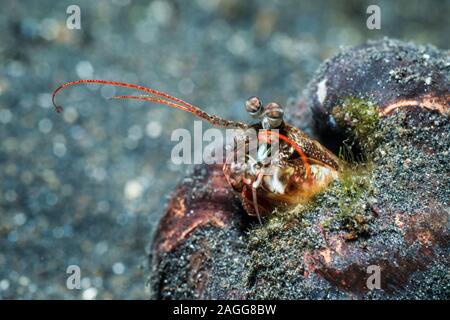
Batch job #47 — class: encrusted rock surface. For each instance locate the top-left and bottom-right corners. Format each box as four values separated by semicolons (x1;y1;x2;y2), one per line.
150;39;449;299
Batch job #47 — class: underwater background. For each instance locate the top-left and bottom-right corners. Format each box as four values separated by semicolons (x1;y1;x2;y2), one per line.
0;0;448;299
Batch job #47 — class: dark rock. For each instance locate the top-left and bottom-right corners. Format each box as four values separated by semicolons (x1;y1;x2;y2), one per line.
150;39;449;299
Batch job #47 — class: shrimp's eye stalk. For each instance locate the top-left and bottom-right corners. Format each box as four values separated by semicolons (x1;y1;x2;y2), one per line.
245;96;263;118
262;102;284;129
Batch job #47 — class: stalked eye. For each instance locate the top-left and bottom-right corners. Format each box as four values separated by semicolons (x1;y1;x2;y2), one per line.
263;102;284;128
245;96;263;118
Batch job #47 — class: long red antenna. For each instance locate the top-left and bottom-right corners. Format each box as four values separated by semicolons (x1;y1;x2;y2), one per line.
111;95;191;112
52;79;249;129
